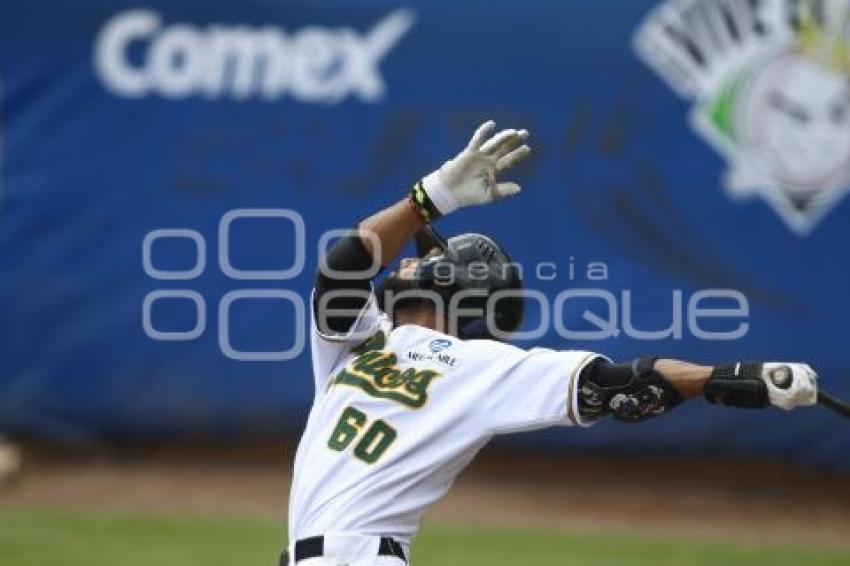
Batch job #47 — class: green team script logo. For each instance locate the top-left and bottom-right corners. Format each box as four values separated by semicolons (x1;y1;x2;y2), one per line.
333;331;442;408
635;0;850;234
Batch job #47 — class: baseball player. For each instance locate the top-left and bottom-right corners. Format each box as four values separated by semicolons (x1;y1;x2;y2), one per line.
281;121;818;565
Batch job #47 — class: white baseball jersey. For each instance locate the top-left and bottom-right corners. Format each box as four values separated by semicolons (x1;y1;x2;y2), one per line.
288;291;603;547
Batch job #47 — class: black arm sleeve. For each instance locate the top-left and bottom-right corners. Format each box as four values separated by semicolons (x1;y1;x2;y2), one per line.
314;233;380;335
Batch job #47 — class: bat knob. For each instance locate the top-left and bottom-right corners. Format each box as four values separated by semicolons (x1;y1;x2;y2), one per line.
769;365;793;389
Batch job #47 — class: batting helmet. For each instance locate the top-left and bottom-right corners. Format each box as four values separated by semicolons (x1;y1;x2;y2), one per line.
406;226;524;340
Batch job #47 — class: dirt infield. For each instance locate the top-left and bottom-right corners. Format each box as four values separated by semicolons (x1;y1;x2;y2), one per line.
3;444;850;547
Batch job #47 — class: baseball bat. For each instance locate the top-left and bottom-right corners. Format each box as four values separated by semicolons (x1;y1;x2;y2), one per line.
818;390;850;419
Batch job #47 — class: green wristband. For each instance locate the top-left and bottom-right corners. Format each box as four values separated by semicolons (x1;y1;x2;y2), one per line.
409;180;442;223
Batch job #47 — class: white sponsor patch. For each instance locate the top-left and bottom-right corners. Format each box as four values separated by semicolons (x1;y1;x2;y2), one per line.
407;350;459;368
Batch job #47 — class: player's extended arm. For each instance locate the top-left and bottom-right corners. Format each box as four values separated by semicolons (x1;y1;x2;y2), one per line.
577;358;818;423
315;121;530;334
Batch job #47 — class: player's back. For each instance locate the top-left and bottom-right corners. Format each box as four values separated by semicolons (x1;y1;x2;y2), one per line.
288;299;598;545
289;320;499;544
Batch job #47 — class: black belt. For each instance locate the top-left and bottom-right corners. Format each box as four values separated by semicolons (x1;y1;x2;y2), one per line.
281;535;407;564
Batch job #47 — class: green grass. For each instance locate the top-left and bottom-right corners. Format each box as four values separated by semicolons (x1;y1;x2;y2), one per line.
1;506;849;566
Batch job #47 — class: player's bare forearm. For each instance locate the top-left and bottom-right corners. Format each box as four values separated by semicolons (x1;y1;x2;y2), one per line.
654;359;711;399
655;359;820;406
358;198;425;267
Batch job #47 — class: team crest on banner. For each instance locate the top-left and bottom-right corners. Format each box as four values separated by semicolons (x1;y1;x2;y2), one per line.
635;0;850;234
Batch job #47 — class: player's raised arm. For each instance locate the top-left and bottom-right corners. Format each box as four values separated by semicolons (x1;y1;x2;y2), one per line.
314;121;530;335
358;120;530;264
576;357;819;423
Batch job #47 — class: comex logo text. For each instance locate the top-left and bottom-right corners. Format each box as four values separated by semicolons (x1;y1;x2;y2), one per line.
95;9;415;103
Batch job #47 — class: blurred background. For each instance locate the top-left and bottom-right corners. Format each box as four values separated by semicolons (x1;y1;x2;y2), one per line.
1;0;849;564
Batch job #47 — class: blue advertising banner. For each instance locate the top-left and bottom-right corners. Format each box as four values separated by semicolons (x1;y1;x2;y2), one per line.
1;0;848;467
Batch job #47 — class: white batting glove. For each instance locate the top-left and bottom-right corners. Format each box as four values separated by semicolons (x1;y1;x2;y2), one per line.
761;363;818;410
421;120;531;215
